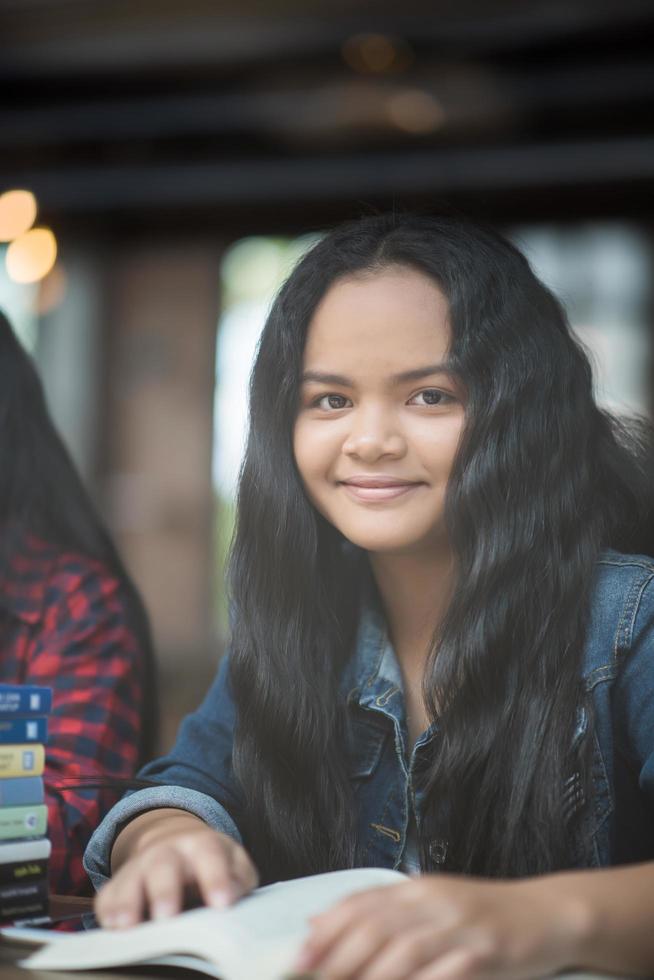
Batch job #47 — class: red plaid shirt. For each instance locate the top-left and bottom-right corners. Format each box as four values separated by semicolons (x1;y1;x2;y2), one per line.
0;535;146;895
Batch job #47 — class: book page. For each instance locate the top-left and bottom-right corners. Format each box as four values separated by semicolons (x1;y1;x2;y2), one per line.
219;867;406;945
20;914;238;975
22;868;406;979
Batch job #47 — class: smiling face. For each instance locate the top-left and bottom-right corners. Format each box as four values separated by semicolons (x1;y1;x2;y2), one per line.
293;266;466;557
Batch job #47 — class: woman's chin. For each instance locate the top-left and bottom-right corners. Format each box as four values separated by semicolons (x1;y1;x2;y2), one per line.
348;532;432;556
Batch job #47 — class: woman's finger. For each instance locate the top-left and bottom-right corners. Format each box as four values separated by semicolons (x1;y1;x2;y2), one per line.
411;946;489;980
141;848;187;921
358;925;446;980
190;837;254;908
310;918;392;980
229;840;260;893
95;864;146;929
299;884;407;967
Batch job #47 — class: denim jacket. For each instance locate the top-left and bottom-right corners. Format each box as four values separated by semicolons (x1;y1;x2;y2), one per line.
84;551;654;888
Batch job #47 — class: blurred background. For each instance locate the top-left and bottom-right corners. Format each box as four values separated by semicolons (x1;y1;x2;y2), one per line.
1;0;653;750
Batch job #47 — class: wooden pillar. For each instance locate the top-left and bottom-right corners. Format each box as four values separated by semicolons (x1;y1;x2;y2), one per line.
100;240;223;745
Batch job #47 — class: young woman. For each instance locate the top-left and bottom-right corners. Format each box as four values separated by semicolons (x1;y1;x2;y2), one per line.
0;311;157;894
86;215;654;978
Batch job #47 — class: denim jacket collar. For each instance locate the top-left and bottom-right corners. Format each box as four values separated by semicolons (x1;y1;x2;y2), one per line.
341;601;403;708
342;593;588;752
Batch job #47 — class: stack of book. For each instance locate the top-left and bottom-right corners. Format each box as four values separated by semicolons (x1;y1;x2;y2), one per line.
0;683;52;923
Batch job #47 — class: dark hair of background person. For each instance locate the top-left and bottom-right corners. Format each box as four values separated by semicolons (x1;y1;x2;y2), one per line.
228;212;654;885
0;310;157;765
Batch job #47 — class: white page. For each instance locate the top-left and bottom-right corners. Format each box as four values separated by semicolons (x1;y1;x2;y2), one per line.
217;868;405;944
21;868;405;979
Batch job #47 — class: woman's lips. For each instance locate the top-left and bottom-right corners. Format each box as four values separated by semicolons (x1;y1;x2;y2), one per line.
338;479;424;502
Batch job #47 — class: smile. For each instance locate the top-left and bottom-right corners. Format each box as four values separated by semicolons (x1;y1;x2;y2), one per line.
338;479;425;503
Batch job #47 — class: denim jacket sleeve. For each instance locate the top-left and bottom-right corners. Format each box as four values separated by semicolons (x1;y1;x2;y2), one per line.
83;654;244;889
611;572;654;803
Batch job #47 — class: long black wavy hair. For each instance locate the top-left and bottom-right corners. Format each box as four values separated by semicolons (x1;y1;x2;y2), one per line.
0;310;157;764
228;214;653;883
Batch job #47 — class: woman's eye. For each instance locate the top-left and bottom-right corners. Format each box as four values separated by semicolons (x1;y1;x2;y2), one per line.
410;388;453;406
317;394;350;410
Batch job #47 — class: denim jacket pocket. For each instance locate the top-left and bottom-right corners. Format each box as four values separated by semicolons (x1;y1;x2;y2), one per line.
588;730;613;861
569;729;614;867
567;705;614;867
344;710;389;779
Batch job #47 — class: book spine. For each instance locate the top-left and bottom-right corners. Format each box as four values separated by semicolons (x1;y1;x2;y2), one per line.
0;686;52;716
0;744;45;777
0;858;48;886
0;838;52;865
0;717;48;744
0;878;48;921
0;776;44;807
0;805;48;841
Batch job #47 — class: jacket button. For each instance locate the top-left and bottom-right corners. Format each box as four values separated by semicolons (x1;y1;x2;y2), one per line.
429;839;449;866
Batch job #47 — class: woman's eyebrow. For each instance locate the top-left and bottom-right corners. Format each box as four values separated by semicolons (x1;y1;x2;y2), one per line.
300;363;452;386
391;363;452;384
300;370;353;386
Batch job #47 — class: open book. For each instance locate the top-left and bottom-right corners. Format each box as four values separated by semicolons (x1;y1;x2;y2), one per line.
14;867;406;980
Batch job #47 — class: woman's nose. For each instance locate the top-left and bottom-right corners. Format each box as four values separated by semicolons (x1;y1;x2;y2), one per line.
341;410;406;462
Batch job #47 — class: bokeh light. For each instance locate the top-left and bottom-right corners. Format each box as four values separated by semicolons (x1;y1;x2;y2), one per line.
386;89;445;134
342;34;413;75
6;227;58;284
0;189;37;242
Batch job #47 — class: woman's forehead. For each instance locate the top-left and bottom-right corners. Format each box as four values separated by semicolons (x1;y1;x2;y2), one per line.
304;268;451;363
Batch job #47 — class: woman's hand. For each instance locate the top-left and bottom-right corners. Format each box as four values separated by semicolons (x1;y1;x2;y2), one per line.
295;873;593;980
95;809;258;928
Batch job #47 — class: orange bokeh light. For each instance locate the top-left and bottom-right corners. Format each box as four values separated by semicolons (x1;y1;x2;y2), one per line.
6;227;58;284
0;189;37;242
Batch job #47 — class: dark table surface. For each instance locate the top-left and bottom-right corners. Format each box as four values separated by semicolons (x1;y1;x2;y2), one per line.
0;897;95;980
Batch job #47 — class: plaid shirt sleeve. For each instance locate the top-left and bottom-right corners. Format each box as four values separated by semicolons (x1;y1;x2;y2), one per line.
1;549;146;895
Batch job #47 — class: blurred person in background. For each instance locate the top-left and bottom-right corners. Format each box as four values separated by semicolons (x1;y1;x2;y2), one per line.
0;309;157;895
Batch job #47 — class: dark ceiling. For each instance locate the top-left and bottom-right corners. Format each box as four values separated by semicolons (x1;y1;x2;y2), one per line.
1;0;653;233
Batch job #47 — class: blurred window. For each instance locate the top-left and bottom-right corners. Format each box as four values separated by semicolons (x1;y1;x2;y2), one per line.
212;234;321;631
510;223;651;417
